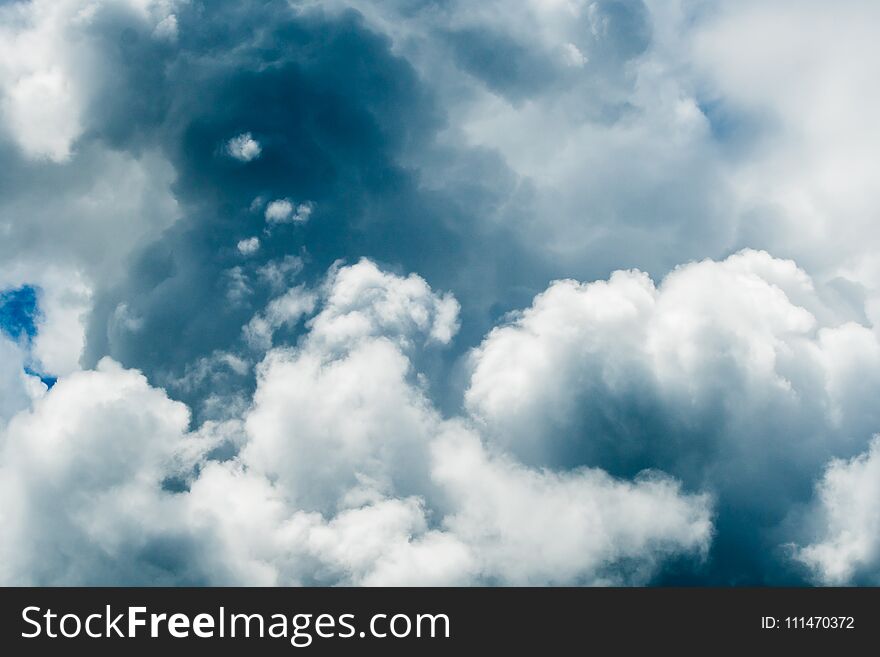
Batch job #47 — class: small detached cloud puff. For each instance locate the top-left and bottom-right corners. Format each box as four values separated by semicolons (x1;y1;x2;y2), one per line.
226;132;262;162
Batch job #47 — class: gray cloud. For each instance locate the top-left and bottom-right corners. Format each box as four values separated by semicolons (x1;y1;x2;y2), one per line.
3;0;880;586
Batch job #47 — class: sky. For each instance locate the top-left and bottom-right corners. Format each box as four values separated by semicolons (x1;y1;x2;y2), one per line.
1;0;880;586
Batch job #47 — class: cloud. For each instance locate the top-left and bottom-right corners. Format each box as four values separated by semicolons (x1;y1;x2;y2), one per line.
6;0;880;396
3;248;877;586
307;258;461;353
243;284;316;350
28;271;92;377
0;358;210;584
691;0;880;281
187;258;713;585
243;338;436;514
185;463;476;586
226;132;261;162
0;335;42;426
0;259;712;585
236;236;260;256
431;423;712;585
73;2;536;390
257;255;305;292
0;276;90;379
264;199;313;224
153;13;179;42
0;141;179;380
0;0;182;161
240;259;464;511
465;248;880;582
0;0;83;163
794;437;880;585
467;249;880;468
327;0;731;280
2;0;880;587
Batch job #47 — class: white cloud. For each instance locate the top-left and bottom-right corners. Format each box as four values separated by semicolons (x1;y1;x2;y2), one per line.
562;42;587;67
241;261;453;506
0;143;181;380
265;199;313;224
0;269;92;378
0;358;208;584
0;259;713;585
236;236;260;256
224;260;711;584
111;302;144;333
29;270;92;376
0;0;86;162
0;145;180;282
226;132;262;162
243;338;437;512
216;312;711;585
795;437;880;585
327;0;880;316
243;285;316;350
466;249;880;471
185;463;476;585
3;0;880;587
432;422;712;585
306;258;461;354
0;336;43;427
1;66;80;162
689;0;880;283
0;0;184;162
264;199;292;221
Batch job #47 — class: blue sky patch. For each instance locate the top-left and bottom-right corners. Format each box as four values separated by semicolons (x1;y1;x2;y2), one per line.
0;285;39;342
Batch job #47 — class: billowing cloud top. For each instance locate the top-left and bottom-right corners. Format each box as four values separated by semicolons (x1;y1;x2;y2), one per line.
1;0;880;586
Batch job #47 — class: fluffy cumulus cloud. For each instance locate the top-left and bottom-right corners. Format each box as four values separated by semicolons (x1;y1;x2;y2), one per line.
3;0;880;586
226;132;261;162
467;249;880;472
794;438;880;585
431;424;711;585
264;199;313;225
466;249;880;582
229;262;710;585
0;359;202;584
236;236;260;256
306;258;461;352
0;262;712;585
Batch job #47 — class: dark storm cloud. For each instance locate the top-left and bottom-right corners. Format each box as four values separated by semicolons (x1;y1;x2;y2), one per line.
70;0;681;413
81;1;546;407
